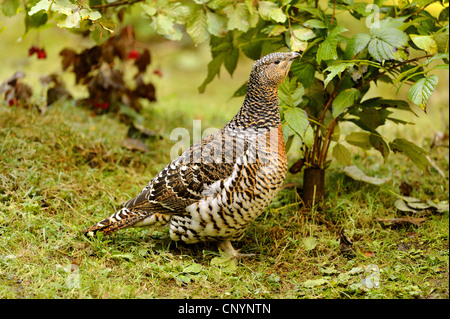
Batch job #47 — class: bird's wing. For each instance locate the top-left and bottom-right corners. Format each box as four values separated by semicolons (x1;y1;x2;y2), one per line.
122;131;240;215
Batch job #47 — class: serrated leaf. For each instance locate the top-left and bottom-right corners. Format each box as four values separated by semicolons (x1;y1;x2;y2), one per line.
368;28;408;61
206;11;227;37
332;88;360;118
291;60;315;88
343;165;390;185
284;108;309;137
323;62;355;87
332;143;352;165
278;78;304;107
317;26;347;64
345;131;372;149
410;34;438;55
224;3;249;32
345;33;371;58
389;138;430;171
187;8;209;44
303;236;318;251
408;75;438;111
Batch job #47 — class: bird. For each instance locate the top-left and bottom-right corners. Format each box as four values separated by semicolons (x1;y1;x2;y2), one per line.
82;51;301;257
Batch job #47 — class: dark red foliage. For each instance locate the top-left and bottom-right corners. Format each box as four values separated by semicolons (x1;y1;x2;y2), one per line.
58;25;156;116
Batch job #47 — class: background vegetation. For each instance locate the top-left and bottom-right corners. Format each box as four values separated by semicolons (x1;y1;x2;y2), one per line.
0;0;448;299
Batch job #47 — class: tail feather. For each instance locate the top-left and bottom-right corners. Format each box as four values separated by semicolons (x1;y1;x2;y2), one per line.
82;208;146;236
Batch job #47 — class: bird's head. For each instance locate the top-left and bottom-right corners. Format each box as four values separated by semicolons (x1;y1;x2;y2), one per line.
249;51;301;87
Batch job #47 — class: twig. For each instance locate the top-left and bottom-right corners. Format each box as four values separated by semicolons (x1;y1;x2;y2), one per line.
90;0;144;9
357;54;433;90
331;0;337;25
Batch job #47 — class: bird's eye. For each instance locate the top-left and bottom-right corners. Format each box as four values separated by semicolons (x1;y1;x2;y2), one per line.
274;60;280;65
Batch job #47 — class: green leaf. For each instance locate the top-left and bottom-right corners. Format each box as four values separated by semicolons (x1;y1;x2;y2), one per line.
332;88;360;118
199;54;224;93
323;62;355;87
345;131;372;149
187;8;209;44
291;60;316;88
368;28;408;61
389;138;430;171
370;133;389;160
28;0;52;15
278;78;304;107
408;75;438;111
224;48;239;76
303;278;327;288
2;0;19;17
358;108;389;131
332;143;352;166
206;11;227;37
258;1;286;22
303;236;318;251
410;34;438;55
284;108;309;137
304;19;326;29
345;33;371;58
224;3;250;32
433;32;449;53
183;263;202;274
317;26;347;64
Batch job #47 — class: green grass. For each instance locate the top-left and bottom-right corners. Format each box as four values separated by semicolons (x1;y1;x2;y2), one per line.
0;97;448;299
0;14;448;299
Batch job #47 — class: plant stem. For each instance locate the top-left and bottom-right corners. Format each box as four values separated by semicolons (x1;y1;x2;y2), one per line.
90;0;144;9
357;54;433;90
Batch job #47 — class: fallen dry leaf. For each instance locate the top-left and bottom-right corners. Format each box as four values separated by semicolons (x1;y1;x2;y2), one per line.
377;216;427;226
122;138;149;152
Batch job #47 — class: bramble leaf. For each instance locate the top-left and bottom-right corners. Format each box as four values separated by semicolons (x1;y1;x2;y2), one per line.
389;138;430;171
284;108;309;137
368;28;408;61
408;75;438;111
410;34;438;55
333;143;352;165
332;88;360;118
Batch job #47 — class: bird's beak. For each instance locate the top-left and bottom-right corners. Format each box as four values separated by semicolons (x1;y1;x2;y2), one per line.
289;52;301;61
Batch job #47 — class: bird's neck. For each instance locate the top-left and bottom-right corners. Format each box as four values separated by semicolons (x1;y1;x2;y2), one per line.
228;82;280;130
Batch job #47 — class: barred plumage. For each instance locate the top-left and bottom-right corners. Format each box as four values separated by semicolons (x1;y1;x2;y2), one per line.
82;51;301;257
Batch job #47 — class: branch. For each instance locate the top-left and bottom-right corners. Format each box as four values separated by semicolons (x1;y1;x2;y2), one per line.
357;54;433;90
90;0;145;9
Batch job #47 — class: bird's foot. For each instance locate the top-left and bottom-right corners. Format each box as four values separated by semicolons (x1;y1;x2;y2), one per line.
218;240;255;259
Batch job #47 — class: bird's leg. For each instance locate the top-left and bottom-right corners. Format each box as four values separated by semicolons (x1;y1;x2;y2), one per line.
218;240;255;258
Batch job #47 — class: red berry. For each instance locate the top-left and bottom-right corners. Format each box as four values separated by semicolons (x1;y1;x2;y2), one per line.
28;46;39;56
37;49;47;59
127;50;140;60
